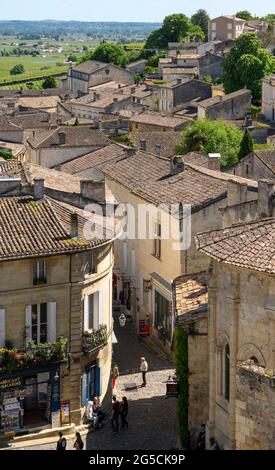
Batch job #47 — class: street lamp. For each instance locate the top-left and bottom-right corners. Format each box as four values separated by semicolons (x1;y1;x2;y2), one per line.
119;313;126;327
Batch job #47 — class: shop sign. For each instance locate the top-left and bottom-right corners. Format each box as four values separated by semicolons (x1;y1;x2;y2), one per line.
166;381;179;397
0;377;22;390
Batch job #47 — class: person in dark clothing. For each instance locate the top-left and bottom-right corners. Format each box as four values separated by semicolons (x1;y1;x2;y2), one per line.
73;432;84;450
196;424;206;450
56;432;67;451
111;395;120;433
120;396;129;429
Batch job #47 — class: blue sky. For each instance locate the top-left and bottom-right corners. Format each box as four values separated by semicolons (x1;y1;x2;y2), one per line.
1;1;274;22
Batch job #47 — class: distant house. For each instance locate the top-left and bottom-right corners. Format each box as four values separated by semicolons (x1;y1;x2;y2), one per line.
262;74;275;122
159;78;212;114
64;60;135;94
162;67;198;82
129;111;189;132
208;15;245;41
70;92;132;120
225;149;275;180
0;112;57;144
27;125;109;168
197;89;251;120
126;60;147;74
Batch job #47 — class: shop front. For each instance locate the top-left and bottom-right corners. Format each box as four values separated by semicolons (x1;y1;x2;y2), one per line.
0;364;60;434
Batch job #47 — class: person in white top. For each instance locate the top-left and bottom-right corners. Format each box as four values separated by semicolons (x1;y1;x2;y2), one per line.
140;357;148;387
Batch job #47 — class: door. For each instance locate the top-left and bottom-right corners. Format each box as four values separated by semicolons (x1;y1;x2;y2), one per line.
24;376;38;410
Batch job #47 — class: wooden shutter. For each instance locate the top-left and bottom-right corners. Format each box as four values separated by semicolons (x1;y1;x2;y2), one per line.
25;305;32;347
84;295;89;331
47;302;56;343
95;366;102;397
82;373;88;406
0;309;5;348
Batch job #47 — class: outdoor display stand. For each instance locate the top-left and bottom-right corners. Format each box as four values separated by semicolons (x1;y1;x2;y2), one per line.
139;319;151;337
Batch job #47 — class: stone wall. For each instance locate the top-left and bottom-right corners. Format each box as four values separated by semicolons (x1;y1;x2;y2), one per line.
236;366;275;450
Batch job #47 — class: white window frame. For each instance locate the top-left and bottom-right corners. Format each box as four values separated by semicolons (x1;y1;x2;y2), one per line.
31;303;48;344
33;260;46;285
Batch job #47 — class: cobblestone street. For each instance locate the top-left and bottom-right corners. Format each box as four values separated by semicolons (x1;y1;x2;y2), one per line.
85;312;179;450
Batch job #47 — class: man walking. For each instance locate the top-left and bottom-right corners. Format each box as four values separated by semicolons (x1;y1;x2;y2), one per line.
140;357;148;387
111;395;120;433
56;432;67;450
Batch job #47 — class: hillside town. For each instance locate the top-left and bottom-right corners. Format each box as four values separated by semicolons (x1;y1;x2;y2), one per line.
0;6;275;454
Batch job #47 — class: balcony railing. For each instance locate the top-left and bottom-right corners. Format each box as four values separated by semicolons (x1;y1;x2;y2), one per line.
82;324;108;354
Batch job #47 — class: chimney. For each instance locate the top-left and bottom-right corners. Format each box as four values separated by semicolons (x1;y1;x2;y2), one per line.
208;153;221;171
113;97;118;103
140;139;147;151
124;147;136;157
258;180;274;219
155;144;161;156
131;86;136;94
70;213;78;238
58;131;66;145
176;79;182;85
170;156;185;175
94;92;101;101
227;179;247;206
33;177;44;201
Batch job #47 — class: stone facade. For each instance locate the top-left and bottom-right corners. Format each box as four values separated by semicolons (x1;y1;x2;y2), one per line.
198;90;251;120
208;16;245;42
262;74;275;122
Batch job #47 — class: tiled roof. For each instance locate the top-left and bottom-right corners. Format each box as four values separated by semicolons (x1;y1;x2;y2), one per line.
174;272;208;324
59;143;125;174
196;218;275;274
0;195;110;261
163;67;198;75
98;150;228;210
70;93;129;109
198;89;250;109
254;150;275;174
0;160;28;185
28;126;109;149
129;112;188;128
17;96;61;109
0;112;54;131
129;131;182;157
71;60;107;74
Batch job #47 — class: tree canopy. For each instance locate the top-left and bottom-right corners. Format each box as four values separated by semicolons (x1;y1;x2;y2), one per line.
145;14;192;49
10;63;25;75
191;9;209;38
235;10;253;21
239;128;254;160
42;76;57;89
88;43;127;67
222;33;273;104
175;119;244;168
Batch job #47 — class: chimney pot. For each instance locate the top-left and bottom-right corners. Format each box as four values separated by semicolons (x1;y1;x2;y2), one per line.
70;213;78;238
33;177;44;201
176;78;182;85
208;153;221;171
140;139;147;151
170;156;185;175
113;97;118;103
124;147;136;157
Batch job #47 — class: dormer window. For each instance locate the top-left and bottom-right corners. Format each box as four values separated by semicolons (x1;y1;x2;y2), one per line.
33;260;46;285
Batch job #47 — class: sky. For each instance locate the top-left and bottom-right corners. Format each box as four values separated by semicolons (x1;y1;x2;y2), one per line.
0;1;274;22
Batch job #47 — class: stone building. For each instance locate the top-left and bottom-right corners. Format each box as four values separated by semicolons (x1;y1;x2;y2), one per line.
26;125;109;168
197;89;251;120
226;150;275;180
159;79;212;114
129;112;189;132
196;180;275;449
208;15;245;41
262;74;275;122
0;177;114;435
64;61;134;94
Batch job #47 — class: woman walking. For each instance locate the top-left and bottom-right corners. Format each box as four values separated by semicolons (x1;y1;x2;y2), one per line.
120;396;129;429
73;432;84;450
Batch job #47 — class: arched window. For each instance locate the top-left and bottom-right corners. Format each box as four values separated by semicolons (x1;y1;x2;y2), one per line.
224;344;230;401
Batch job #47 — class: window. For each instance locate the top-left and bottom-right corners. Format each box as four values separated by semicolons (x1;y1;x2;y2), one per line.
154;290;172;341
153;222;161;259
31;303;47;344
224;343;230;401
85;292;101;330
33;260;46;285
87;252;97;275
246;164;249;175
82;364;101;405
211;22;216;31
227;23;232;30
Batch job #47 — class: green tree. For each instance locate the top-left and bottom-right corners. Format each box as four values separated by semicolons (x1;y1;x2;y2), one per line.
90;43;127;67
42;76;57;89
173;328;189;448
0;149;13;160
67;54;78;62
10;64;25;75
176;119;243;167
189;25;205;42
191;9;210;38
223;33;273;103
145;13;192;49
239;128;254;160
236;10;253;21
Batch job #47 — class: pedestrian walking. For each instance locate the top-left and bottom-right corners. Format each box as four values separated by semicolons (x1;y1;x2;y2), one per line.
140;357;148;387
120;396;129;429
196;424;206;450
56;432;67;451
73;432;84;450
111;364;119;390
111;395;120;433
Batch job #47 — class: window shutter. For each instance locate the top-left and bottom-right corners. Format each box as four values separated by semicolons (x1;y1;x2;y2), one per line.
84;295;89;331
98;291;103;327
95;366;102;397
0;309;5;348
82;373;88;406
47;302;56;343
93;292;99;330
123;241;127;268
25;305;32;347
131;249;136;276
